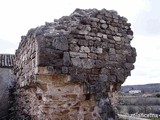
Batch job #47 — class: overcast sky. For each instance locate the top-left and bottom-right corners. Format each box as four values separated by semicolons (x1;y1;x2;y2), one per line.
0;0;159;85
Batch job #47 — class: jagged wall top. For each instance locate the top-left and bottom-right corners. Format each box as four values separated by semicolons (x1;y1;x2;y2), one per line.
15;8;136;89
12;8;137;120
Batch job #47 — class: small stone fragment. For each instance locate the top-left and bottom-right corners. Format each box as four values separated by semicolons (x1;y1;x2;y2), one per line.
97;33;103;37
81;59;95;69
102;34;107;39
113;36;121;41
91;47;103;54
80;46;90;53
70;52;87;58
90;17;99;22
101;24;108;29
100;20;106;24
63;52;70;66
71;58;82;67
78;30;89;35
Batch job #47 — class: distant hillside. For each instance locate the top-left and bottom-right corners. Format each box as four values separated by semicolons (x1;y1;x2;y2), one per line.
120;83;160;93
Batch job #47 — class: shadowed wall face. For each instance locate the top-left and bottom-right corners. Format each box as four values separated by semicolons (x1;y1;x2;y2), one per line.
0;54;15;118
14;9;136;120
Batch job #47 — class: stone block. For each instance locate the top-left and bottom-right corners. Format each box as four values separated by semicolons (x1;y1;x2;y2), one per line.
99;74;108;82
71;58;82;67
80;46;90;53
101;68;110;75
70;52;87;58
109;48;116;55
90;17;99;22
62;67;69;74
85;35;93;40
91;22;98;28
125;63;134;70
88;53;97;59
100;20;106;24
86;25;91;31
91;47;103;54
97;33;103;37
93;37;101;41
78;30;89;35
102;34;107;39
81;59;95;69
113;36;121;41
69;39;78;44
109;54;116;61
95;60;105;68
94;41;102;47
88;40;94;46
78;40;88;46
70;44;80;52
77;73;87;81
63;52;70;66
52;35;68;51
127;35;134;40
101;24;108;29
102;42;108;48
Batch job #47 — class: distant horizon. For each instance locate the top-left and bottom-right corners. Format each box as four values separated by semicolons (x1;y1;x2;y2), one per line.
122;82;160;86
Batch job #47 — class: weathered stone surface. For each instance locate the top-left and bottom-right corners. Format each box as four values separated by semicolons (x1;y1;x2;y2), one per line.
113;36;121;41
62;66;69;74
125;63;135;70
100;20;106;24
90;17;99;22
52;35;68;50
81;59;95;69
78;39;88;46
88;53;97;59
12;8;136;120
80;46;90;53
0;67;15;118
99;74;108;82
127;35;134;40
97;33;103;37
101;24;108;29
71;58;82;67
91;47;103;53
95;60;105;68
78;30;89;35
102;34;108;39
70;44;80;52
70;52;87;58
63;52;70;66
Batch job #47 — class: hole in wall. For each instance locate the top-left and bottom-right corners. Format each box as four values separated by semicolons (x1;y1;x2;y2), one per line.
93;113;96;117
58;89;61;91
85;93;91;100
38;95;42;100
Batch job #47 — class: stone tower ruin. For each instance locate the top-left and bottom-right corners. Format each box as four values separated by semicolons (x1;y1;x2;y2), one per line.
11;8;136;120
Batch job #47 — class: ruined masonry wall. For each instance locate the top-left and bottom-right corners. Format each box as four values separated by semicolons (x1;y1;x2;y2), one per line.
0;68;15;118
0;54;15;119
14;8;136;120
